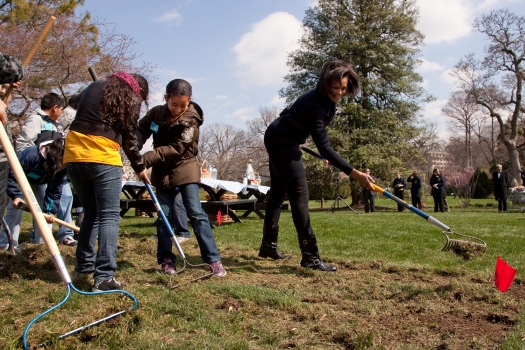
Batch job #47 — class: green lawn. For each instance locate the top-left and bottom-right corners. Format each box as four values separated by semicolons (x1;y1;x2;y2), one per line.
1;202;524;349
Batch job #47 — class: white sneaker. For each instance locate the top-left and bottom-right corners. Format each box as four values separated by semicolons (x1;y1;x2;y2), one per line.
177;236;190;243
61;236;78;246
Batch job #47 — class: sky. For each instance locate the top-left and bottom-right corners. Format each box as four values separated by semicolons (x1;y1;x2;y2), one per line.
77;0;525;140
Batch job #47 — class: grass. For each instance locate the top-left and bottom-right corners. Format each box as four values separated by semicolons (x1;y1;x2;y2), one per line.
1;200;525;349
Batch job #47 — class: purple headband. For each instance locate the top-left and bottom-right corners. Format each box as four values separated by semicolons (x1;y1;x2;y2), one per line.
107;72;141;97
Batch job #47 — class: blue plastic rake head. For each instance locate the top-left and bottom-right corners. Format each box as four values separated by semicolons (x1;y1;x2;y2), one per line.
23;280;138;349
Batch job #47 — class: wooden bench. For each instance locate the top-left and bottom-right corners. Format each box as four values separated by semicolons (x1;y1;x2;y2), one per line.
120;199;156;217
200;198;257;223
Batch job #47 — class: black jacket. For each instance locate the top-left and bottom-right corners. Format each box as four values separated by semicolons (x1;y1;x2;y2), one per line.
264;89;354;175
68;79;145;173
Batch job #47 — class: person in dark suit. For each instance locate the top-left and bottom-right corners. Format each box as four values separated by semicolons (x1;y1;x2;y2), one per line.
392;172;406;212
362;168;375;213
407;171;422;209
430;168;445;212
492;164;509;212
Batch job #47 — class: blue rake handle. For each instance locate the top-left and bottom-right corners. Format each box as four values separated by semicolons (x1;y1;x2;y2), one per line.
142;181;214;287
300;146;487;252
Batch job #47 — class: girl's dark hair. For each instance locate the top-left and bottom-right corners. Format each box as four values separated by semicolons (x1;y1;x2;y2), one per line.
100;73;149;130
316;59;360;98
164;79;192;99
42;138;65;177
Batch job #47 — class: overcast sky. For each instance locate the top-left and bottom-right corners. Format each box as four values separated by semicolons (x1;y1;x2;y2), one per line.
78;0;524;139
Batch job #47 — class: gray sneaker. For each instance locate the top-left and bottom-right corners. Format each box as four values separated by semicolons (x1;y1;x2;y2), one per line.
92;277;123;292
61;236;78;246
177;236;190;243
210;260;226;277
161;258;176;275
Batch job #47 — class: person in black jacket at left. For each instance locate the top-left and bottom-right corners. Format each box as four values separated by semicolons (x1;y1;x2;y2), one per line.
392;172;407;212
260;59;375;272
407;171;422;209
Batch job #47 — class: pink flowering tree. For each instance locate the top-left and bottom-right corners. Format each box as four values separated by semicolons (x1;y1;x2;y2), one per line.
446;167;478;208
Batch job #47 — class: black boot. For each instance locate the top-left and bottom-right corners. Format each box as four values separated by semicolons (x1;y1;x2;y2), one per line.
299;235;336;271
258;225;291;260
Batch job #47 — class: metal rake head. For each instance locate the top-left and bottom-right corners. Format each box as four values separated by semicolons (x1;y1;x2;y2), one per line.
168;260;214;289
441;230;487;258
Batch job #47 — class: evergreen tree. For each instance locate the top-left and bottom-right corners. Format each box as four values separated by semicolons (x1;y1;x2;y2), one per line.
281;0;431;202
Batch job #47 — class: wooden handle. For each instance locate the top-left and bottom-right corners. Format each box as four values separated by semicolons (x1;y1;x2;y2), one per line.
18;203;80;232
2;16;56;103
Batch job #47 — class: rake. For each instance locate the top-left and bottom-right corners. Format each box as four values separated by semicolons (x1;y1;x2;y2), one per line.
143;181;214;288
18;202;80;233
0;17;139;349
300;146;487;255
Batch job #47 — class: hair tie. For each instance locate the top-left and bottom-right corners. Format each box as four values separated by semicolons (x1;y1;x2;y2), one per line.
107;72;141;97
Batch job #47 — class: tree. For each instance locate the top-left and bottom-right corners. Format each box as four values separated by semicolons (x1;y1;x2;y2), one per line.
0;2;154;136
245;106;279;177
443;91;485;168
446;166;478;208
280;0;429;204
451;9;525;187
198;123;250;182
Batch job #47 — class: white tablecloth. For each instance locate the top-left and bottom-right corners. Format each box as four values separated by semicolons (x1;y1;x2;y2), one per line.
200;178;270;195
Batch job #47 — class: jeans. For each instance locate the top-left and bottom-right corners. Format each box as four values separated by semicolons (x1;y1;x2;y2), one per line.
0;181;75;247
171;191;190;238
67;163;122;282
156;183;220;264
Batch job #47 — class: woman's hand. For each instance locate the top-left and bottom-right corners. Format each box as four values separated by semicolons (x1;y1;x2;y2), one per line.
350;169;376;191
136;169;150;184
322;159;329;167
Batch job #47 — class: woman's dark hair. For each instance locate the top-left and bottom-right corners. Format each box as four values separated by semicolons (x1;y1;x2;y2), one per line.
164;79;192;99
316;59;360;98
100;73;149;130
42;138;65;177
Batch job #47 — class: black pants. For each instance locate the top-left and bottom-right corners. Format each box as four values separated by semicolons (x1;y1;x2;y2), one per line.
433;189;444;212
411;191;421;209
394;190;404;211
264;154;312;238
363;190;375;213
497;199;507;211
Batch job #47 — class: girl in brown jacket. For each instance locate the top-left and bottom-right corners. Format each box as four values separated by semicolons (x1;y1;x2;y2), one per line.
138;79;225;277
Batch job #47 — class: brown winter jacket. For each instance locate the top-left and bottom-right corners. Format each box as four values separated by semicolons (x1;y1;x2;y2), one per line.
138;102;202;190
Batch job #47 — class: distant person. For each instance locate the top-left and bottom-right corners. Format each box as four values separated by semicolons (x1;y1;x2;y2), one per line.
430;168;445;212
65;72;150;292
259;59;375;272
392;172;406;212
361;168;375;213
492;164;509;212
137;79;225;277
407;171;422;209
521;167;525;187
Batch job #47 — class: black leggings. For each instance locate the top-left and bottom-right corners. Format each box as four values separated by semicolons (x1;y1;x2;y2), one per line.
264;155;313;237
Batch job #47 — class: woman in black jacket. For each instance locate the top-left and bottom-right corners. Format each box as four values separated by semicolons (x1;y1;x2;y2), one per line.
260;59;375;271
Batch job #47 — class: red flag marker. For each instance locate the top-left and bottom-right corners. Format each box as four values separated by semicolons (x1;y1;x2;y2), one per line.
217;210;222;226
494;256;517;292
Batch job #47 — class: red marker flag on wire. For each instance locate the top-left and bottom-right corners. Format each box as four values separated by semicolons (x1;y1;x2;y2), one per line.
494;256;517;292
217;210;222;226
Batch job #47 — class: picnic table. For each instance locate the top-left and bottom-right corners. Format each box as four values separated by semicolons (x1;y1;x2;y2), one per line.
198;178;270;223
120;181;156;217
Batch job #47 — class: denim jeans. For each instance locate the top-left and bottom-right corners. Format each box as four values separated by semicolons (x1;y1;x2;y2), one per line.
171;190;190;238
67;163;122;282
156;183;220;264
